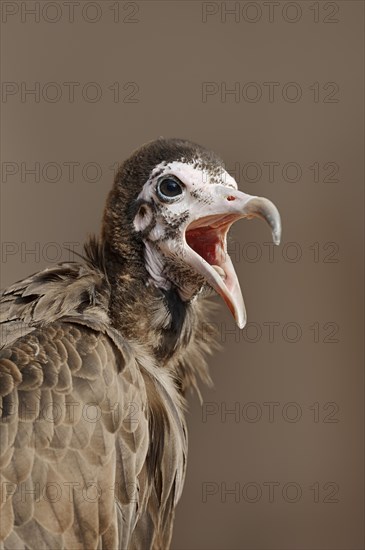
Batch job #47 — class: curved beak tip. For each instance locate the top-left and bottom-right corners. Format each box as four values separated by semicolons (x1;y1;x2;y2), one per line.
235;309;247;330
237;318;246;329
244;196;282;248
273;229;281;246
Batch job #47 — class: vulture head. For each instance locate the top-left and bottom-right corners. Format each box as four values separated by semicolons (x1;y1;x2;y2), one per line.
102;138;281;330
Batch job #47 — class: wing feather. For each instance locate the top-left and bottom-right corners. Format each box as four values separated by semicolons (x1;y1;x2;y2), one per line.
1;258;188;549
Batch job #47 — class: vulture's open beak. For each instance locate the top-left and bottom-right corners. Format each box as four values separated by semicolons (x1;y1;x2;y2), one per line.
183;186;281;328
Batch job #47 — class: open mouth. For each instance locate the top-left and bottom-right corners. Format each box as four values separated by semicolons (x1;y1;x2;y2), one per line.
181;193;281;329
185;215;237;284
183;213;246;325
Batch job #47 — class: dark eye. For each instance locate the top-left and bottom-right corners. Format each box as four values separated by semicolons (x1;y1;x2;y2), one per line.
156;177;184;201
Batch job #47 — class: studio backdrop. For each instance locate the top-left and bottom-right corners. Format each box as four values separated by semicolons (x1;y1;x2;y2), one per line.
1;1;364;549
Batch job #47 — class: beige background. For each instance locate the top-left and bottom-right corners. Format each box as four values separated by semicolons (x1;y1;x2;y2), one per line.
1;1;364;549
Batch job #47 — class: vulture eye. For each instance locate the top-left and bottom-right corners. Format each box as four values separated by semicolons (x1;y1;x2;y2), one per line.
156;177;184;202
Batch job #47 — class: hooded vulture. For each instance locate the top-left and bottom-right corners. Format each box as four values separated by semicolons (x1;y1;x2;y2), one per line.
0;138;281;549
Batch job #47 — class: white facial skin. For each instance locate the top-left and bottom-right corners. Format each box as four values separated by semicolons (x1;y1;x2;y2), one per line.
134;161;237;232
133;160;281;328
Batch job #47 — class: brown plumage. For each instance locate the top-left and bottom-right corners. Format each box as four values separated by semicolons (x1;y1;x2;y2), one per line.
0;138;281;549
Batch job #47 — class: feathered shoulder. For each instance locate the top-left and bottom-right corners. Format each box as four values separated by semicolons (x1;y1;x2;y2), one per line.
1;237;220;397
0;238;116;350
